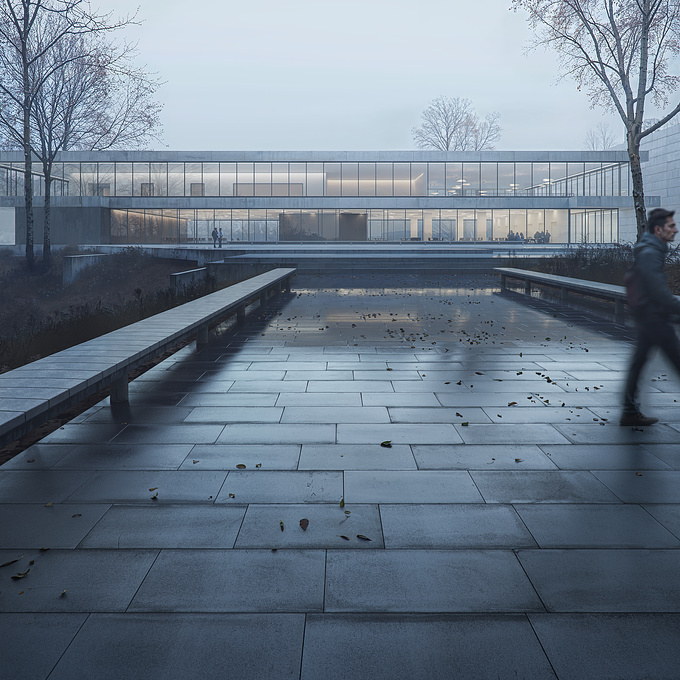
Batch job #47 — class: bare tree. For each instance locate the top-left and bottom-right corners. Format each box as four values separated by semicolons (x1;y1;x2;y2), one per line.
584;121;619;150
31;31;162;265
0;0;137;268
412;96;501;151
512;0;680;240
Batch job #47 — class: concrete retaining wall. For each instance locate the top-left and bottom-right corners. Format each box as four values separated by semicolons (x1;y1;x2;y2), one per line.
63;254;109;285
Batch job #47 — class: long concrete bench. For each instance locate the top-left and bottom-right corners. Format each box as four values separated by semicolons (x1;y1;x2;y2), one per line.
0;267;296;448
495;267;629;318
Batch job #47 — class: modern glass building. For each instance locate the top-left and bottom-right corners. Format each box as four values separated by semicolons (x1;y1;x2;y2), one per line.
0;150;643;245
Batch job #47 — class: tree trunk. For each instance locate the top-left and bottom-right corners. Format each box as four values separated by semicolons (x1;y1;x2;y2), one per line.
627;131;646;242
43;173;51;268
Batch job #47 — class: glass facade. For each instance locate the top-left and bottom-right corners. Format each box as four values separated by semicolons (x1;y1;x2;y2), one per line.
108;206;616;245
0;153;634;245
0;160;630;199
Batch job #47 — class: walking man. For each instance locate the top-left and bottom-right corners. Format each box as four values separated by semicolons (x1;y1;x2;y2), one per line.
622;208;680;426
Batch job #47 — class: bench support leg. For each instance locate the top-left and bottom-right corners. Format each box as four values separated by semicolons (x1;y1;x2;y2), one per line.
285;277;291;293
560;286;568;302
615;299;624;322
500;274;506;289
111;376;129;404
260;292;268;311
524;280;531;295
197;324;209;345
236;305;246;325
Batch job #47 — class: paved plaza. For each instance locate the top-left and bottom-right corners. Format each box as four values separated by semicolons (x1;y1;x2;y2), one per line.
2;271;680;679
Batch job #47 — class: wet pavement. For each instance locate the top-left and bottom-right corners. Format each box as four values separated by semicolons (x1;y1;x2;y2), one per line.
2;271;680;679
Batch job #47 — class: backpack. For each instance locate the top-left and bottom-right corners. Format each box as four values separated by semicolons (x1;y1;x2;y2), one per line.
624;266;643;314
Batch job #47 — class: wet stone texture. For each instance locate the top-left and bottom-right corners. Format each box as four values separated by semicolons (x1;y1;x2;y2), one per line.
3;271;680;679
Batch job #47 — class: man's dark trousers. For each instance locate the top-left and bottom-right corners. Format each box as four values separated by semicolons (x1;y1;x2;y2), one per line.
624;316;680;411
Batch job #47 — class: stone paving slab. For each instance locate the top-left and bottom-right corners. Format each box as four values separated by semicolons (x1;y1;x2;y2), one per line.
216;470;342;503
324;550;544;612
46;613;305;680
235;503;383;548
179;444;301;470
380;504;537;548
344;470;483;503
0;549;157;612
517;549;680;612
79;504;247;548
301;614;557;680
514;504;680;548
298;443;416;470
412;444;557;470
470;471;622;503
528;613;680;680
128;550;325;612
64;470;227;503
0;504;111;548
539;443;671;470
0;613;88;680
53;444;195;470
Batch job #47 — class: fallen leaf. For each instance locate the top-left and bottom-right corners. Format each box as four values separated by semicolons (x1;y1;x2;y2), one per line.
72;514;82;518
299;519;309;531
0;558;21;569
380;440;392;448
39;547;50;552
340;498;345;508
339;535;350;540
60;590;67;598
344;510;351;515
44;502;53;507
236;464;246;469
356;534;372;541
280;521;285;532
636;472;643;476
456;412;463;418
461;422;469;426
11;569;30;580
192;460;199;464
151;492;158;500
515;458;524;463
508;401;517;406
228;493;235;498
255;463;262;468
148;487;158;492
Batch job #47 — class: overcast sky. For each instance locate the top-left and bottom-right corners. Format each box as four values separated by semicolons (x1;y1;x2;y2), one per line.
110;0;625;151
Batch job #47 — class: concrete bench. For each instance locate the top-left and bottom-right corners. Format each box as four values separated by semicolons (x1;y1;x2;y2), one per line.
495;267;628;318
0;267;296;448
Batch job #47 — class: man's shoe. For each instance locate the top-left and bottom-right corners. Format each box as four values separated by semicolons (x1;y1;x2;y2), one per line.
620;411;659;426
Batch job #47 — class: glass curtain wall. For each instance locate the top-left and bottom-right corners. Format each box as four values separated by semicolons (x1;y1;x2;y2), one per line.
1;160;631;198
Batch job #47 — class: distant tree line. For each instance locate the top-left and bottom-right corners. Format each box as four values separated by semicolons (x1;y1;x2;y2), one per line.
0;0;162;268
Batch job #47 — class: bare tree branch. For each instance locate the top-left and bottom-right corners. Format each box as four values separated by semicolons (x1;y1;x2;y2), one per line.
412;96;501;151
